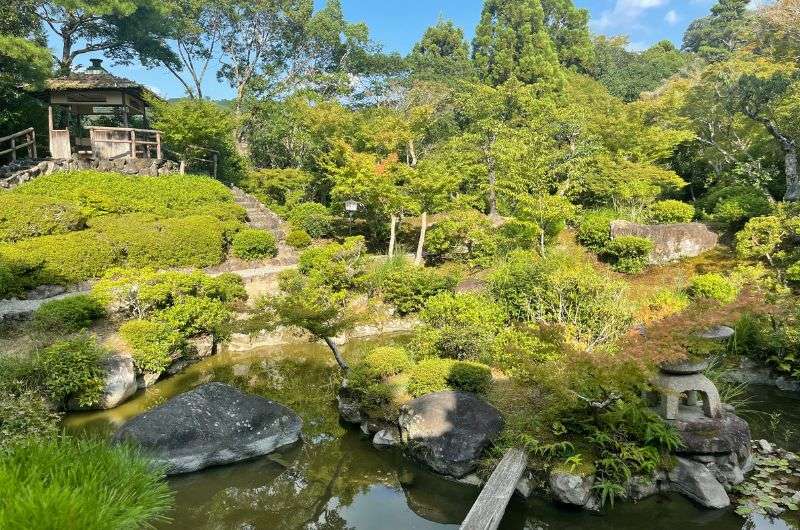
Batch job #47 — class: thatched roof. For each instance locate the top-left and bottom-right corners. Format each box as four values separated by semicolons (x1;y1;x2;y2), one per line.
46;72;143;91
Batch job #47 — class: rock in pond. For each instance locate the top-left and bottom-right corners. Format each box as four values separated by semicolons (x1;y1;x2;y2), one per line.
549;470;594;507
670;411;752;473
113;382;302;474
398;391;503;478
667;457;730;509
68;355;137;411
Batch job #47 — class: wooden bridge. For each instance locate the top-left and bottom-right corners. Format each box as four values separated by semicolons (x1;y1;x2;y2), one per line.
460;448;528;530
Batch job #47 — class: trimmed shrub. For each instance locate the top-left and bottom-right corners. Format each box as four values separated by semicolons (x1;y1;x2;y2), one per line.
38;335;107;408
447;361;492;394
363;346;413;377
407;358;454;397
32;295;104;334
298;236;367;290
424;210;498;266
699;185;773;231
498;219;542;253
120;320;184;374
0;194;85;242
414;292;507;360
687;273;738;304
154;296;232;338
232;229;278;260
0;356;60;448
602;236;654;274
576;209;617;251
0;437;173;529
286;228;312;249
381;265;459;315
647;200;695;224
287;202;335;238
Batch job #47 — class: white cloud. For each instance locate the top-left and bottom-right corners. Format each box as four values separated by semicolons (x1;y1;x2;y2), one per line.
592;0;669;30
665;9;679;25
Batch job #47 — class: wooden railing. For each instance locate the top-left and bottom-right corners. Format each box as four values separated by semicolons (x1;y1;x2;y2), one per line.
88;126;162;160
0;128;37;161
165;145;220;178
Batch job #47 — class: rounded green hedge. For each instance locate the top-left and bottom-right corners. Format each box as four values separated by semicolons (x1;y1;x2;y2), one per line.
285;228;312;249
363;346;413;378
687;273;738;304
406;358;493;397
576;209;618;251
32;295;105;334
232;229;278;260
287;202;335;238
0;194;86;242
602;236;654;274
647;200;695;224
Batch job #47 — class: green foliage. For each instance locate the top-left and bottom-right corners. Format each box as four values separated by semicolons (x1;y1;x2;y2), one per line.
576;209;617;251
0;356;60;448
287;202;336;238
154;296;232;338
120;320;184;374
733;311;800;380
488;251;633;350
414;292;507;361
38;335;107;408
232;229;278;260
408;19;474;82
602;236;654;274
407;358;493;397
683;0;750;62
285;228;313;249
424;210;498;267
32;295;105;334
699;185;773;230
244;169;315;214
498;219;542;253
647;200;695;224
0;436;173;529
379;264;459;315
362;347;414;378
298;236;368;290
0;195;85;243
687;273;739;304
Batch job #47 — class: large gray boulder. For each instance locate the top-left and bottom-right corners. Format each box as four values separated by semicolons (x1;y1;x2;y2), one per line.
398;391;503;478
114;382;302;474
549;470;594;507
670;411;752;468
668;457;730;509
610;220;718;263
68;355;137;411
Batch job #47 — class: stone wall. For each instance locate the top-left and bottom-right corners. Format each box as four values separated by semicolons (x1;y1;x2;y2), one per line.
610;220;719;264
0;156;180;189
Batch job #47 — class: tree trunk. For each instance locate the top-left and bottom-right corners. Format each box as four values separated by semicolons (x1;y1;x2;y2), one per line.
388;215;398;257
60;33;73;74
408;139;418;167
785;147;799;201
323;337;349;372
415;211;427;266
484;133;498;216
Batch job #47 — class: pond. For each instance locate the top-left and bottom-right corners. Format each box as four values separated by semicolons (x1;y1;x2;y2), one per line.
65;338;800;530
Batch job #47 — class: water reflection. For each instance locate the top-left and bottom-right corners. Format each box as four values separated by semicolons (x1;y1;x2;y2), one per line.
64;340;799;530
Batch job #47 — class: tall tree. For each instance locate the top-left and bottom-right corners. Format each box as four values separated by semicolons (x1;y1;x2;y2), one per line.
35;0;177;74
408;20;474;82
0;36;52;135
540;0;593;70
1;0;45;42
682;0;750;62
472;0;562;86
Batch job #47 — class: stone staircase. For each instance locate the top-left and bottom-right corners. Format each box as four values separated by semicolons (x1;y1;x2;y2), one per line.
231;186;286;240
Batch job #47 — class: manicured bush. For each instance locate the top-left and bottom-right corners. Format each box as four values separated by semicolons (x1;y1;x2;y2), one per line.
0;356;60;448
287;202;335;238
362;346;414;378
120;320;184;374
687;273;738;304
602;236;654;274
38;335;107;408
498;219;542;253
699;184;773;231
32;295;105;334
488;251;634;350
647;200;695;224
424;210;498;267
380;265;459;315
232;229;278;260
576;209;618;251
0;436;173;529
447;361;492;394
298;236;367;290
414;292;507;360
0;194;85;242
285;228;312;249
154;296;232;338
407;358;454;397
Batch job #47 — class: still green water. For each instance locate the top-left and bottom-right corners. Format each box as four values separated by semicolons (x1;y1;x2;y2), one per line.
65;338;799;530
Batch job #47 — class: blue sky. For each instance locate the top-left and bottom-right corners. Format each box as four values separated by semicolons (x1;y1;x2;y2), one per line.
63;0;732;100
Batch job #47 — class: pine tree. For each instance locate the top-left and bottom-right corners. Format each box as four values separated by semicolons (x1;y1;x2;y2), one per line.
472;0;562;86
682;0;751;62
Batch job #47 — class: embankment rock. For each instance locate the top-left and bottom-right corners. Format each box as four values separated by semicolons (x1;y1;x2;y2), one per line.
68;355;137;411
668;457;730;509
610;220;718;263
114;382;302;474
398;391;503;478
549;471;594;507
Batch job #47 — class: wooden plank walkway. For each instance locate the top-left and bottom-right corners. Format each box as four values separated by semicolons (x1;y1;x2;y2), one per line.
460;448;528;530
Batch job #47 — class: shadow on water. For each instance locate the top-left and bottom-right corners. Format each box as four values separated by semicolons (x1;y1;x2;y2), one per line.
64;339;800;530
